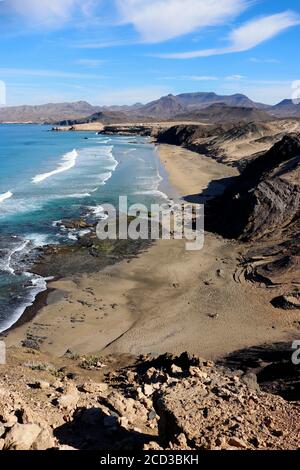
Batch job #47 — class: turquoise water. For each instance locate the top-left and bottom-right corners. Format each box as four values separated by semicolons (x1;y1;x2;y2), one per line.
0;124;172;332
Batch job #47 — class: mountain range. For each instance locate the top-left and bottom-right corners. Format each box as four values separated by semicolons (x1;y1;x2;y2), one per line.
0;92;300;123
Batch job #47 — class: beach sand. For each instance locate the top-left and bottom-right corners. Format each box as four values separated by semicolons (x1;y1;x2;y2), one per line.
6;144;299;359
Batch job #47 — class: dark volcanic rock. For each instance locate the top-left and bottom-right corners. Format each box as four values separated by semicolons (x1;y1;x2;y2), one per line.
208;134;300;295
102;125;153;136
271;292;300;310
219;342;300;401
208;134;300;240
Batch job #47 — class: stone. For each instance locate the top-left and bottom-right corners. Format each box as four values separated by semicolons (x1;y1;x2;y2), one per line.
59;445;78;451
31;428;55;450
0;423;5;438
143;384;154;397
36;381;50;390
189;367;208;381
241;372;260;392
144;441;162;451
57;384;79;411
171;364;183;375
4;414;18;428
4;423;42;450
126;371;136;383
0;439;4;451
81;382;108;394
148;410;157;421
119;417;129;429
227;437;248;449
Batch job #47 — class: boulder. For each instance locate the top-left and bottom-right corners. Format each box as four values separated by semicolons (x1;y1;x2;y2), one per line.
4;423;42;450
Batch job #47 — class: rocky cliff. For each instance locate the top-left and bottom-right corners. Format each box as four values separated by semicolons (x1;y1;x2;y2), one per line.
208;134;300;307
156;119;300;167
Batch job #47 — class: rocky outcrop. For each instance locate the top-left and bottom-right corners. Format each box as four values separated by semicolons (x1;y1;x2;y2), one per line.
102;124;153;136
208;134;300;302
1;350;299;450
156;120;300;167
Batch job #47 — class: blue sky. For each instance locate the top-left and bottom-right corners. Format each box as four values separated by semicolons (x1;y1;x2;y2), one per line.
0;0;300;106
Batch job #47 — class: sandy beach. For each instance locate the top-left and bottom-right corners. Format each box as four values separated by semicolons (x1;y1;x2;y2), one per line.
6;144;299;359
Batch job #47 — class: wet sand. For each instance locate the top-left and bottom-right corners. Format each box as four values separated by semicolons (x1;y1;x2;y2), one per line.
6;145;299;358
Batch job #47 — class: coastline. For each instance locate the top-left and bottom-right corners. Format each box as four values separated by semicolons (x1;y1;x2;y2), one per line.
5;143;300;359
1;286;55;336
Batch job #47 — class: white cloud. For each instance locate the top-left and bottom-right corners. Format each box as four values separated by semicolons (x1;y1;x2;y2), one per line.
158;11;300;58
116;0;249;43
249;57;280;64
183;75;219;81
225;74;245;80
0;67;99;79
229;11;300;50
3;0;88;27
75;59;105;68
161;75;219;81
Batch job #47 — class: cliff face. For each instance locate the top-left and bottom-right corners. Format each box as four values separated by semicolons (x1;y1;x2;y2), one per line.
156;120;300;167
208;135;300;303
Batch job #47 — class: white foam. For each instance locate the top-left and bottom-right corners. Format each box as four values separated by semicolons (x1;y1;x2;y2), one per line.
64;192;91;198
133;189;169;200
88;205;108;219
32;149;78;184
0;273;48;334
67;233;78;241
0;191;13;203
52;220;62;227
99;172;113;185
1;239;30;275
78;229;91;237
25;233;50;247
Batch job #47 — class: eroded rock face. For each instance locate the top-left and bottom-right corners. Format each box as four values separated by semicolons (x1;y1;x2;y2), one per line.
208;134;300;300
4;423;42;450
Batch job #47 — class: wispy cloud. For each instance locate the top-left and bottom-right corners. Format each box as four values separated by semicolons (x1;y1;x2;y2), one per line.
2;0;85;27
116;0;249;43
0;67;100;79
72;39;137;49
157;11;300;58
75;59;106;68
225;74;245;80
249;57;280;64
161;75;219;81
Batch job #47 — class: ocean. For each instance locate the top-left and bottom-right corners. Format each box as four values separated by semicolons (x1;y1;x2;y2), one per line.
0;124;173;333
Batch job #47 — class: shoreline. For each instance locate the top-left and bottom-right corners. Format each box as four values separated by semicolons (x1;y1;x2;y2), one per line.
1;286;55;337
5;142;300;359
